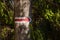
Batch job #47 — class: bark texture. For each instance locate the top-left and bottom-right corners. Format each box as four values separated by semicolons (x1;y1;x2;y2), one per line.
14;0;30;17
14;0;30;40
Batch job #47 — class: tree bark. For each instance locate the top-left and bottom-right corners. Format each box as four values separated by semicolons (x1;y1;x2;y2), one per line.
14;0;30;40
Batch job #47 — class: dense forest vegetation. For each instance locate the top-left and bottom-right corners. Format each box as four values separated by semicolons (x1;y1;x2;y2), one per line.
0;0;14;40
0;0;60;40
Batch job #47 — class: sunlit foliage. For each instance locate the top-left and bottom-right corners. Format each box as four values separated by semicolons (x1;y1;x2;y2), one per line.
31;0;60;40
0;0;14;40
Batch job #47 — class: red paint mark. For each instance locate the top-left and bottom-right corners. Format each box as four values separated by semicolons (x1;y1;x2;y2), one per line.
15;17;30;22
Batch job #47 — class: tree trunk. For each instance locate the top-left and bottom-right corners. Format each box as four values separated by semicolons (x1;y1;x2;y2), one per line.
14;0;30;40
